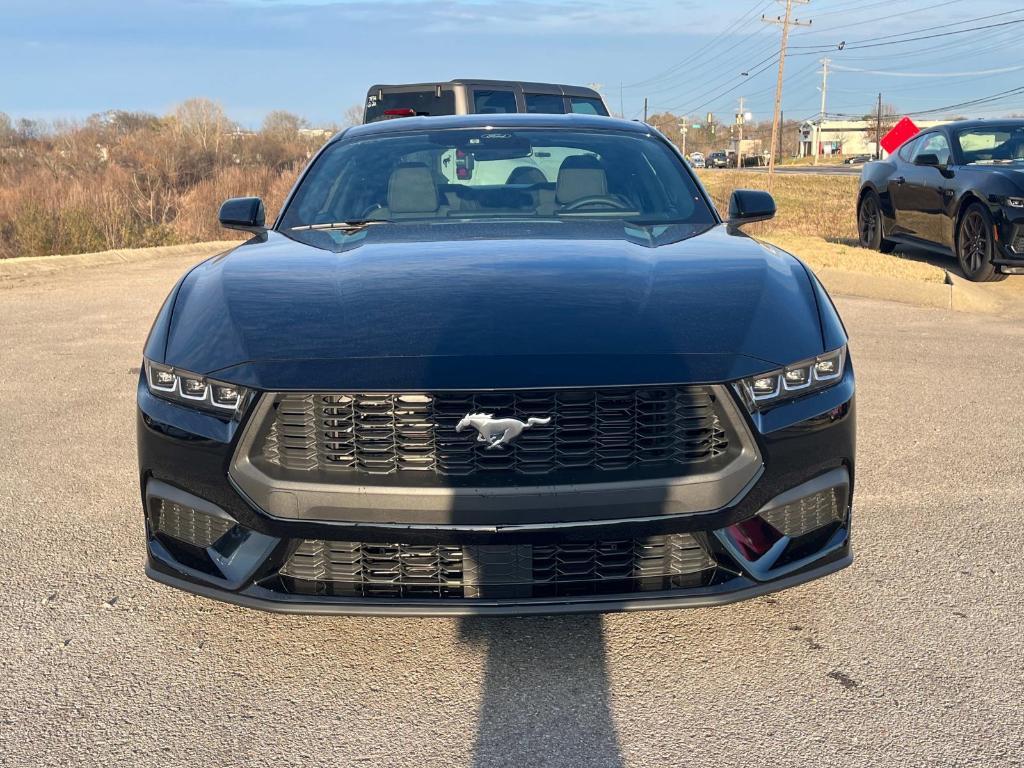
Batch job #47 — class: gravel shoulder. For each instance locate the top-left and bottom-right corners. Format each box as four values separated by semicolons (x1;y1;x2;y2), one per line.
1;249;1022;767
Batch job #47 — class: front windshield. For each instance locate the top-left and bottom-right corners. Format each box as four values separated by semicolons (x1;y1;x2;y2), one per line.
955;125;1024;165
278;127;715;229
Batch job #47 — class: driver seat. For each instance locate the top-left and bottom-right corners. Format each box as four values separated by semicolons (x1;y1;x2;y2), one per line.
555;155;608;207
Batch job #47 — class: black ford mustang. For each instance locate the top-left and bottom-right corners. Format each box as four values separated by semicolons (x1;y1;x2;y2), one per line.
138;114;855;615
858;119;1024;282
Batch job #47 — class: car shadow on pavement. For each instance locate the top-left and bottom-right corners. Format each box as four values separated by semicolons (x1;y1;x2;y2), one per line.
459;614;625;767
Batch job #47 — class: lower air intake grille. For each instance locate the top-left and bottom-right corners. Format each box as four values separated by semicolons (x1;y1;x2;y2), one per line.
254;386;731;481
276;535;717;599
760;488;844;538
150;499;233;548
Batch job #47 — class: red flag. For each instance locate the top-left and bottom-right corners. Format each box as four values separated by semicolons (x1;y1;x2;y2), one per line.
880;116;920;155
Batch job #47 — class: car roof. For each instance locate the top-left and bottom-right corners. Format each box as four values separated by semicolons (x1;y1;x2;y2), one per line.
935;118;1024;132
339;113;651;141
368;79;602;96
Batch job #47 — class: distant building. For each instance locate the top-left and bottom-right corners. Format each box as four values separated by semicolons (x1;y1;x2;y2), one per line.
798;118;947;159
298;128;333;139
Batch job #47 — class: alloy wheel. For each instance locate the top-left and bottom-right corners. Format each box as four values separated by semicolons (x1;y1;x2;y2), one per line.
958;210;989;275
858;196;878;248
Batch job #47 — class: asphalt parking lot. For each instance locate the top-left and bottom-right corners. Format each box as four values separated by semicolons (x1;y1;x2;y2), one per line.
1;251;1022;767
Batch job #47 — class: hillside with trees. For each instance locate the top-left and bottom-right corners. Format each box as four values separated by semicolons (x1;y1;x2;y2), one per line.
0;99;356;259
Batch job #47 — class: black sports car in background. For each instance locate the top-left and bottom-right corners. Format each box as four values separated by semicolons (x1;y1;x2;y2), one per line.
858;119;1024;282
138;114;855;615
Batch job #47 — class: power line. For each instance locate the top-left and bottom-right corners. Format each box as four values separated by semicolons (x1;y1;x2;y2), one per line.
906;86;1024;117
623;0;773;89
823;16;1024;52
792;6;1024;48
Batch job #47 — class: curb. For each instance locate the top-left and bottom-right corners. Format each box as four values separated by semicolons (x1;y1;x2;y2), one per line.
813;267;953;311
815;266;1014;316
944;271;1006;314
0;240;240;280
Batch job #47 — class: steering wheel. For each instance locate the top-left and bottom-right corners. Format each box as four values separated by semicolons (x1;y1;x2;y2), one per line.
559;195;633;212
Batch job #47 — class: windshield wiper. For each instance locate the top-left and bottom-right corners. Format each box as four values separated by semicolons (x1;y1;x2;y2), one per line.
289;220;388;232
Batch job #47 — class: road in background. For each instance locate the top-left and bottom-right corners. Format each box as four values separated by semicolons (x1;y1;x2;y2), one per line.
704;165;863;177
1;253;1021;767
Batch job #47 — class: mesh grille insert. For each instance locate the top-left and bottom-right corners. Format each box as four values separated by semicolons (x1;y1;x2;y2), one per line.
257;387;730;479
277;535;717;599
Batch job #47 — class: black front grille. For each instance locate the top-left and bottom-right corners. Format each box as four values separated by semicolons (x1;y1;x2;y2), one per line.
255;386;731;480
275;534;718;600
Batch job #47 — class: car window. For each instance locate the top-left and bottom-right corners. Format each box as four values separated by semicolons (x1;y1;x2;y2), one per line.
897;136;921;161
279;128;716;234
364;90;455;123
473;90;518;115
955;125;1024;165
912;133;951;165
525;93;565;114
569;97;608;116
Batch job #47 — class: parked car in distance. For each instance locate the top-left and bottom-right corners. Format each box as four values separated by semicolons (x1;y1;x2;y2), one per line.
858;119;1024;281
690;152;706;168
844;154;872;165
706;151;731;168
140;114;854;616
364;79;609;123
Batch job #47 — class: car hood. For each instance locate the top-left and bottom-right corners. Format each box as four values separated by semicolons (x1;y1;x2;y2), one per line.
160;223;827;390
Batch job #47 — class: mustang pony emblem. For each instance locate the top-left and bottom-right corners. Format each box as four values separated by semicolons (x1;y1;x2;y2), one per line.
455;412;552;450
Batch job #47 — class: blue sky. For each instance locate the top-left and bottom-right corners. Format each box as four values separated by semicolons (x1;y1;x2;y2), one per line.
2;0;1021;127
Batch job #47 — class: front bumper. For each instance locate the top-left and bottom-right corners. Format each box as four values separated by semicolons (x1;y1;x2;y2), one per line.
138;370;855;616
146;550;851;616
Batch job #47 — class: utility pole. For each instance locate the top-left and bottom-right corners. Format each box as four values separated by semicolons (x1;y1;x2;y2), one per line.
737;96;746;169
679;119;688;156
643;97;648;123
763;0;811;189
876;92;883;160
814;57;829;166
619;82;624;119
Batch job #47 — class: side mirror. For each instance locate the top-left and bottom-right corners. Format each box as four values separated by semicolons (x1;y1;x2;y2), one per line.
219;197;266;233
728;190;776;228
914;153;945;169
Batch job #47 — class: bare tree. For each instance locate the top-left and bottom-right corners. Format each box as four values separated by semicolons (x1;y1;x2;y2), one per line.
171;98;231;154
341;103;364;128
863;102;900;146
262;110;308;138
0;112;13;147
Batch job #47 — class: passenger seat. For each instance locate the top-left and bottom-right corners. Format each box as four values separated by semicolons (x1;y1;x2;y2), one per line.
378;162;447;219
555;155;608;208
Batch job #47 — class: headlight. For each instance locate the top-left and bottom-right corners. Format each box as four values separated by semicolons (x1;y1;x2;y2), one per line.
1004;197;1024;209
144;359;250;414
735;346;846;411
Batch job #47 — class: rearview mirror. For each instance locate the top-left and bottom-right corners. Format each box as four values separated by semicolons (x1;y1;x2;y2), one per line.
219;197;266;233
914;153;945;169
727;190;776;228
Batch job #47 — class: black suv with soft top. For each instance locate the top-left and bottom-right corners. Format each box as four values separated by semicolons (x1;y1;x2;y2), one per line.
364;79;608;123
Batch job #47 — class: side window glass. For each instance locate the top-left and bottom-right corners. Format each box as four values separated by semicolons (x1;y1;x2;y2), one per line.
897;136;920;161
525;93;565;114
913;134;951;165
569;97;606;116
473;90;517;114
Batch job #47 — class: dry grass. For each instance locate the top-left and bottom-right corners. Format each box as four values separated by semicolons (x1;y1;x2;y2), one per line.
698;170;859;243
697;170;948;283
763;234;947;283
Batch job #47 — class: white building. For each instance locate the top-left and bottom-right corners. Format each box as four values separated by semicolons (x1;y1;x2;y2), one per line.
798;118;947;159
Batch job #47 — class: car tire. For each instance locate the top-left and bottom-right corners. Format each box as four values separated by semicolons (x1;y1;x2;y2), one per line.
858;191;895;254
956;203;1008;283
